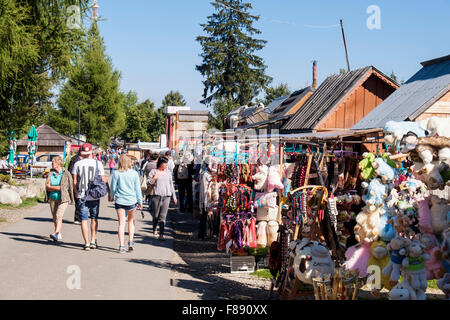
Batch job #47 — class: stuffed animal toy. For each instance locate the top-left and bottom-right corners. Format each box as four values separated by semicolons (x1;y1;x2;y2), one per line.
388;279;420;300
256;221;268;248
252;165;268;191
354;204;382;243
386;188;399;214
293;239;335;284
429;195;449;235
417;163;445;190
362;179;388;208
367;241;393;292
359;152;376;180
344;242;372;277
372;157;395;183
381;152;398;169
419;233;443;280
437;273;450;300
440;229;450;276
424;116;450;137
418;197;433;234
254;192;277;208
383;121;428;152
402;240;430;299
399;177;428;202
267;165;284;192
382;235;410;283
416;136;450;165
266;221;279;247
284;162;296;180
378;212;396;242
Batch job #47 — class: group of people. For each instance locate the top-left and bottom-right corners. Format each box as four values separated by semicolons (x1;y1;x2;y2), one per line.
45;143;178;253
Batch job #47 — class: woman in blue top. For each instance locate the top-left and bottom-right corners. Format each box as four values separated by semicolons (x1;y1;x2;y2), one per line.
109;154;143;253
46;156;74;242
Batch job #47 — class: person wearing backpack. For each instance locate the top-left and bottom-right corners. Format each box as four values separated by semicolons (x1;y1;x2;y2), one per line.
67;148;82;224
174;152;194;213
72;143;109;251
109;154;143;253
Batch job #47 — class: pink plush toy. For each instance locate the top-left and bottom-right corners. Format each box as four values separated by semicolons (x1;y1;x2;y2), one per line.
267;165;284;192
418;197;433;234
420;233;443;280
344;242;372;277
254;192;277;208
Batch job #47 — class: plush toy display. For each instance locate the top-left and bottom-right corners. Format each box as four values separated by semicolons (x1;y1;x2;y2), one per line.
382;235;410;283
416;136;450;165
441;229;450;275
267;165;284;193
429;195;449;235
402;240;429;299
359;153;376;180
367;241;393;292
293;239;335;284
378;212;396;242
253;165;269;191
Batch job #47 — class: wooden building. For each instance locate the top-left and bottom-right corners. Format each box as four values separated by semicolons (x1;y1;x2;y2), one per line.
165;107;209;149
281;66;399;133
17;124;70;157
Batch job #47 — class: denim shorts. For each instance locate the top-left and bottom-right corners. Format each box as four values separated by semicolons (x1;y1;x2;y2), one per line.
77;199;100;221
115;203;137;212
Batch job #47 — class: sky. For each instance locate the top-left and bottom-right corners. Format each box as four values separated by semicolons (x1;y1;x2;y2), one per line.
95;0;450;110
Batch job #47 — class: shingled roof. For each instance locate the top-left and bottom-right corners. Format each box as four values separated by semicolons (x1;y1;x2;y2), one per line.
282;67;376;130
352;54;450;130
17;124;70;147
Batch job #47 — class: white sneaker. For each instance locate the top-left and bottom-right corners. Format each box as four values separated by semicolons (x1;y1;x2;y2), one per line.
57;234;62;241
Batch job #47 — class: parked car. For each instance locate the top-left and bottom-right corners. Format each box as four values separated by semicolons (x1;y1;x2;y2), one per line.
32;153;63;176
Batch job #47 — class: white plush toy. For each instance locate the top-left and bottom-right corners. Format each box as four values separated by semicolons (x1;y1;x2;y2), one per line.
354;203;383;243
293;239;335;284
402;240;429;300
256;221;268;248
252;165;268;191
266;221;279;247
388;279;420;300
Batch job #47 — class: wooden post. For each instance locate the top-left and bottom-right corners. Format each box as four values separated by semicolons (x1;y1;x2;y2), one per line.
277;142;283;225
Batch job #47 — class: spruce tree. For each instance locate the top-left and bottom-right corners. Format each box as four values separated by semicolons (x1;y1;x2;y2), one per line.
52;25;125;147
162;91;186;107
196;0;272;109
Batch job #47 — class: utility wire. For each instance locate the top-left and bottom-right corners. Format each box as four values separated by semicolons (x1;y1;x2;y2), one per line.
216;1;340;29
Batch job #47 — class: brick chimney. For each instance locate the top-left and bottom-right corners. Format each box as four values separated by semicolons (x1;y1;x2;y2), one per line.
312;60;317;89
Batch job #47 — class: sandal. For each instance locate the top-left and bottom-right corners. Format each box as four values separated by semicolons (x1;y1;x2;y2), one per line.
90;241;97;249
83;244;91;251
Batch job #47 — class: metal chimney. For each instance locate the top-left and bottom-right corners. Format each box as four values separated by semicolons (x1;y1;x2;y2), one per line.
312;60;318;89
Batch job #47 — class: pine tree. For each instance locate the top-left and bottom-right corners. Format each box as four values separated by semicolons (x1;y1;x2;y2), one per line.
162;91;186;107
51;25;125;147
196;0;272;109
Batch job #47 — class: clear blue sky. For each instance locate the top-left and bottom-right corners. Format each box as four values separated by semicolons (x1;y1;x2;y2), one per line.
96;0;450;110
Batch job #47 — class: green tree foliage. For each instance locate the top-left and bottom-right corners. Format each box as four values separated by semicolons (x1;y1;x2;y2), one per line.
209;98;240;131
196;0;272;129
123;99;155;142
148;106;166;142
0;0;90;153
51;25;125;147
262;83;291;106
162;91;186;107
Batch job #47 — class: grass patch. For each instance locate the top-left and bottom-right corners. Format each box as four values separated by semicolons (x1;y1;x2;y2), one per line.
0;217;7;223
250;269;273;280
0;196;44;210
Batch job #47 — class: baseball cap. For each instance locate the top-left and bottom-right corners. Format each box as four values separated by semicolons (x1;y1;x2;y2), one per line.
80;143;93;156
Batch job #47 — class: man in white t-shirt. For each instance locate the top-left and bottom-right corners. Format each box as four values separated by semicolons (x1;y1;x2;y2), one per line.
72;143;109;251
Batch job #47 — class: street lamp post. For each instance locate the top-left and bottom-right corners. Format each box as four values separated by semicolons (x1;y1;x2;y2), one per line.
78;100;81;145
